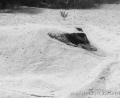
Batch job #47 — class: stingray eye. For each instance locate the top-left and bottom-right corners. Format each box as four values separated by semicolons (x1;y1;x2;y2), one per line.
76;27;83;32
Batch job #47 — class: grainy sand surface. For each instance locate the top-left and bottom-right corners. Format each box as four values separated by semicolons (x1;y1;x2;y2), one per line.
0;4;120;98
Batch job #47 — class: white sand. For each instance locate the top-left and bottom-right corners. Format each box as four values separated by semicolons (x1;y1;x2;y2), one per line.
0;4;120;98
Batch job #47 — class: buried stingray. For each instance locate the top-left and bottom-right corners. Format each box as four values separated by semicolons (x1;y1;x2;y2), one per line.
48;32;97;51
48;27;107;57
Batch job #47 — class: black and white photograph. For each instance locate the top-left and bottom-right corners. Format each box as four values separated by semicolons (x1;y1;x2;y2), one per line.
0;0;120;98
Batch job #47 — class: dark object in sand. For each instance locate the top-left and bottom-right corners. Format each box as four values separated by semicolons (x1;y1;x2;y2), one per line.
64;33;97;51
48;30;97;51
76;27;83;32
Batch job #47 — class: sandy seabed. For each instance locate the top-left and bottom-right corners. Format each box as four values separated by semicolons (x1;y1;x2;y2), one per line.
0;4;120;98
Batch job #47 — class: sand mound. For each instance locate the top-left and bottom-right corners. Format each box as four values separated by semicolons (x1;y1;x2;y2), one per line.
0;24;104;75
0;24;119;98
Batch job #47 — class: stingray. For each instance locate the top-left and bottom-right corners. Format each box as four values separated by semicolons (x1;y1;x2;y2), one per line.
48;27;97;51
